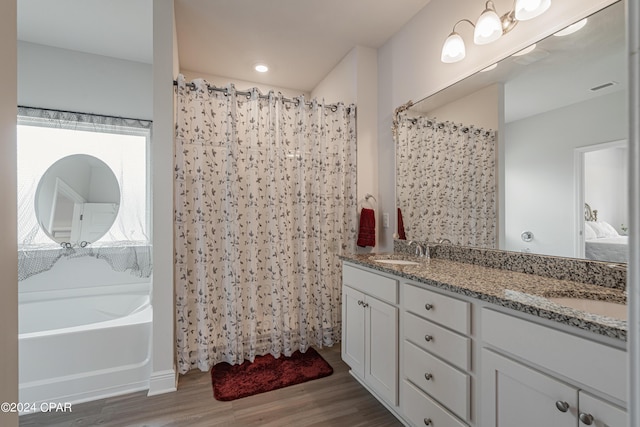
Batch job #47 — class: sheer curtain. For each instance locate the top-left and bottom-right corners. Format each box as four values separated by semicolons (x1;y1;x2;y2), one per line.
396;113;497;247
174;76;357;373
17;107;152;280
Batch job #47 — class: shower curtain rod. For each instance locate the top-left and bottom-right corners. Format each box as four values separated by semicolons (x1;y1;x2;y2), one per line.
405;116;492;136
173;80;352;113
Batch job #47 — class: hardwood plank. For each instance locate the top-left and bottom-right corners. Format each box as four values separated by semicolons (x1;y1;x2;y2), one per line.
19;345;403;427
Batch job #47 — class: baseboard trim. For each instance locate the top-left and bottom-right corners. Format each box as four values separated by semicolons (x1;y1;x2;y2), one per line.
147;369;177;396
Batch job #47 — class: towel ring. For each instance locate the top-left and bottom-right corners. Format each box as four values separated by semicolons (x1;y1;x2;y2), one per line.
359;193;377;210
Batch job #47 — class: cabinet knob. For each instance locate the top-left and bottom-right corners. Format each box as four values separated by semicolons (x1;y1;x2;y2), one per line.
424;373;433;381
579;413;594;425
423;418;432;426
424;334;433;342
424;303;433;311
357;300;363;306
363;302;369;308
555;401;570;413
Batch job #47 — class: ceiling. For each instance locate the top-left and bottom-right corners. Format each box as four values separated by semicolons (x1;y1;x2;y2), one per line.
17;0;432;93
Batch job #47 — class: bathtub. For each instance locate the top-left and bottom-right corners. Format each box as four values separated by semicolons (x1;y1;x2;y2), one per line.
18;284;152;413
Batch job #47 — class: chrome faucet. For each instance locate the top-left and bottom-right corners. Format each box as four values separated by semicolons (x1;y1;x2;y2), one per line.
438;238;452;244
408;240;428;258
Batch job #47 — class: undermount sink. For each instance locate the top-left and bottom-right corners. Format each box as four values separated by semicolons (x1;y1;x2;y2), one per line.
374;259;421;266
548;297;627;321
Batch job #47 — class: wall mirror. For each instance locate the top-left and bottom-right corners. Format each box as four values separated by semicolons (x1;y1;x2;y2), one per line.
35;154;120;245
395;0;627;264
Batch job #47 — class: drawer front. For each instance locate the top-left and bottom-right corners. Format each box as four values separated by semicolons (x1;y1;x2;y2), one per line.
404;340;470;420
404;311;470;371
403;283;470;334
482;309;627;403
343;263;398;304
403;380;468;427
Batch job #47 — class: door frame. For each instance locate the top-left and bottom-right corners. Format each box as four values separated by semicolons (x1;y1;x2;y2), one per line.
573;139;627;258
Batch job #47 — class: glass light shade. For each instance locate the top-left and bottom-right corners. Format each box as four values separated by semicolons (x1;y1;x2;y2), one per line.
474;9;503;45
441;32;466;63
515;0;551;21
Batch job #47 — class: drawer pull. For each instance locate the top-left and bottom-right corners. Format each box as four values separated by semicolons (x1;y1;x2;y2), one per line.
362;302;369;308
579;413;594;425
424;373;433;381
423;418;432;426
555;401;570;413
357;300;363;306
424;334;433;342
424;303;434;310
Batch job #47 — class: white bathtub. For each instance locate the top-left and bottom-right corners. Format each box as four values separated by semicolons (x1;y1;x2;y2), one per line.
18;284;152;413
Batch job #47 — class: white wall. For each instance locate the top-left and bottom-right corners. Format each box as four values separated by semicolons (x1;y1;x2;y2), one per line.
426;84;500;130
18;41;152;120
181;69;309;99
312;46;379;252
585;145;628;234
148;0;177;396
377;0;617;252
504;90;626;256
1;0;18;425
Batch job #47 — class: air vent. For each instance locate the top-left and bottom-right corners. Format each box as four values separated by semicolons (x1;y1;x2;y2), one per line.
590;81;618;91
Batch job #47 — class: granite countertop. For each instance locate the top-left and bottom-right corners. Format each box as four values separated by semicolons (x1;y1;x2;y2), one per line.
340;252;627;341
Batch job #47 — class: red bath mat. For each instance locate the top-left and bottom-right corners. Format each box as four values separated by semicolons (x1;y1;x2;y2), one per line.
211;348;333;401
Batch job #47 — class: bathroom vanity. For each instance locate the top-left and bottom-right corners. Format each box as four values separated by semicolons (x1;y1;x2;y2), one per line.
340;247;627;427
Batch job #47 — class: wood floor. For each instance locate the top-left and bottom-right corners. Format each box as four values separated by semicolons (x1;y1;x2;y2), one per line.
19;345;403;427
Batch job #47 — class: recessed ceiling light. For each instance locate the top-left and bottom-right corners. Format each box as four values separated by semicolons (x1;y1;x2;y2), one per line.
512;44;537;56
553;18;587;37
480;63;498;72
254;64;269;73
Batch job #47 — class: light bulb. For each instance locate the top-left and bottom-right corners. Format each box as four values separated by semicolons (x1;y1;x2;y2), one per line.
441;32;466;63
515;0;551;21
474;8;503;45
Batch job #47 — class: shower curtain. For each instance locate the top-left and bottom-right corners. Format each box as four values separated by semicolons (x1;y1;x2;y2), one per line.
174;76;357;374
396;113;497;247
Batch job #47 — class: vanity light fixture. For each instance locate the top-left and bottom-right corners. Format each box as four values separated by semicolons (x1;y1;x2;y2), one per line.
441;0;551;63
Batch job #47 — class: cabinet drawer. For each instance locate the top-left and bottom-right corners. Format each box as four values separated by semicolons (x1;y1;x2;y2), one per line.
403;283;470;334
343;263;398;304
404;341;470;420
482;309;627;403
403;380;468;427
404;312;470;371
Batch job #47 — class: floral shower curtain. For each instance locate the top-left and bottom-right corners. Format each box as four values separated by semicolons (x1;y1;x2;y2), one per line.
174;76;358;374
396;113;497;247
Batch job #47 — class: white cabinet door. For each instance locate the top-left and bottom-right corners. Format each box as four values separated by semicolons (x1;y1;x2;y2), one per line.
578;391;626;427
366;295;398;406
481;349;577;427
342;285;365;378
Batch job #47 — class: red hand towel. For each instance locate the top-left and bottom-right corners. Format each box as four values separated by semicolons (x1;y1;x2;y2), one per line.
357;208;376;247
397;208;406;240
